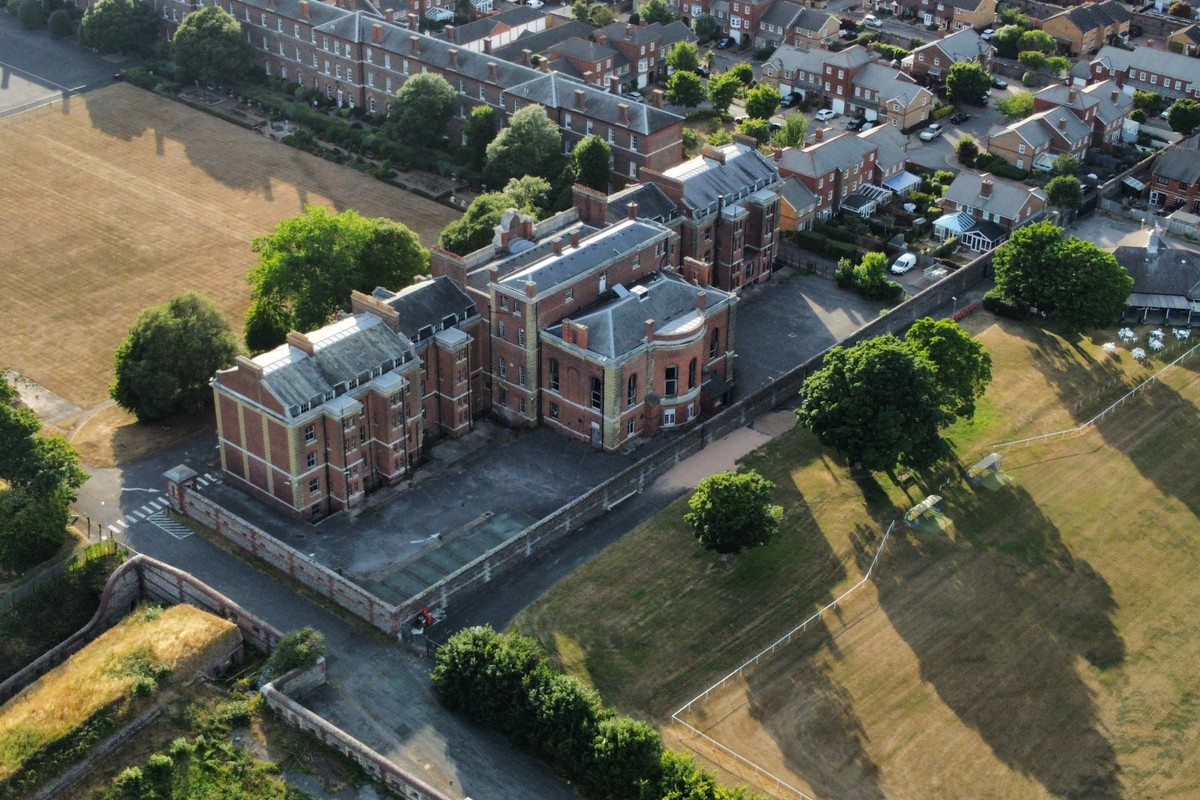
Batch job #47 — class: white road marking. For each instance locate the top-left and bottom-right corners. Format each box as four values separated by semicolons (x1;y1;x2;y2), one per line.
147;511;192;540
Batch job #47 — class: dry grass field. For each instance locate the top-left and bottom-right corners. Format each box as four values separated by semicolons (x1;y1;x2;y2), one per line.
0;603;238;783
0;83;459;412
514;316;1200;800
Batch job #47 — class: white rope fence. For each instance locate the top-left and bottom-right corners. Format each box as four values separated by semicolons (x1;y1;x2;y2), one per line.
991;340;1200;453
670;518;898;800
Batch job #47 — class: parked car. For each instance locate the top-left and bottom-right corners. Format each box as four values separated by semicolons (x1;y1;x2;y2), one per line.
991;76;1008;90
734;115;747;125
696;66;710;78
815;108;838;121
525;0;544;7
864;14;884;28
1162;104;1174;119
890;253;918;274
716;37;734;49
847;117;868;131
780;92;800;108
918;123;944;141
980;28;995;41
949;111;970;124
840;29;859;40
626;91;644;102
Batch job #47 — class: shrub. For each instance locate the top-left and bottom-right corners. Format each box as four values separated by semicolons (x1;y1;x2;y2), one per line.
1021;71;1037;87
48;8;71;35
1130;108;1146;123
794;230;827;254
263;626;326;677
874;42;910;62
931;103;955;120
828;239;860;260
982;286;1027;319
18;0;44;28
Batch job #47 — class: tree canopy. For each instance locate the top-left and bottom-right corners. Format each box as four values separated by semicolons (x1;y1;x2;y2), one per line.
464;105;497;170
172;6;254;85
990;24;1023;59
905;317;993;418
438;178;552;256
640;0;676;25
798;335;953;472
1045;175;1083;211
991;221;1133;332
694;13;719;42
996;91;1034;120
707;72;741;116
771;112;808;148
569;135;612;192
729;62;754;87
739;117;771;144
111;293;239;421
666;70;705;107
946;61;991;106
1018;28;1056;54
666;41;700;74
246;206;429;350
78;0;157;55
744;84;781;120
1168;98;1200;134
387;73;457;146
485;104;562;186
685;470;783;555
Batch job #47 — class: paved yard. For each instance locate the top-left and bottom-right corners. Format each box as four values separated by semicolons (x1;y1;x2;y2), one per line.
0;14;125;115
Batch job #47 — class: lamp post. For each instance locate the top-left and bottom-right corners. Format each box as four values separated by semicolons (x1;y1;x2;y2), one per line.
952;295;958;316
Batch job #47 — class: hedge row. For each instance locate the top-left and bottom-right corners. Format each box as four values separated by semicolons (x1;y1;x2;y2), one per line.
431;626;764;800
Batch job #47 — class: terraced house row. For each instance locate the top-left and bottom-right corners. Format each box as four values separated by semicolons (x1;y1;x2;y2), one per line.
212;142;780;519
144;0;688;183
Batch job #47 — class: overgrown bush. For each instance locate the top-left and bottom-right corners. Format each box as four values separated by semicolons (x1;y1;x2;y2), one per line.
262;626;326;678
18;0;44;28
48;8;71;35
982;286;1028;319
930;103;955;120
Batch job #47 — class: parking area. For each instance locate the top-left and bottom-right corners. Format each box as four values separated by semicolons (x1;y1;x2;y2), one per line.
0;14;127;115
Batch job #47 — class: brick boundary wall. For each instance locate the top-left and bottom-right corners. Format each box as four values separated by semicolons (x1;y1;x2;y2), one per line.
170;256;991;635
261;658;453;800
27;708;166;800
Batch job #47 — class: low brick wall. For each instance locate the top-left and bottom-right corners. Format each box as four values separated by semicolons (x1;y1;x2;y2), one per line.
27;708;165;800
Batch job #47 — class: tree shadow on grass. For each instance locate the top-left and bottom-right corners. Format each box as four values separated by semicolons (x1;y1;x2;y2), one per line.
856;480;1125;799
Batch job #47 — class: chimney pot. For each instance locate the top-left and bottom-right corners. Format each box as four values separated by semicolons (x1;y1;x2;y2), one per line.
626;201;638;220
1057;116;1067;132
373;23;383;43
651;88;664;108
407;12;418;29
1068;87;1078;103
609;75;621;95
444;24;456;43
409;35;420;56
644;319;655;341
695;291;707;311
1112;89;1120;103
449;47;459;68
483;37;493;54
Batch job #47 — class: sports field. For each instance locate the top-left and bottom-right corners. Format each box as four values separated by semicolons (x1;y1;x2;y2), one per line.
0;83;459;410
514;317;1200;800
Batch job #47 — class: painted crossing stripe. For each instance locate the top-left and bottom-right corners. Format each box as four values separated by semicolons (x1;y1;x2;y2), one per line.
148;499;165;511
147;510;192;540
196;477;210;487
107;525;122;536
133;510;147;520
124;515;138;525
114;519;127;530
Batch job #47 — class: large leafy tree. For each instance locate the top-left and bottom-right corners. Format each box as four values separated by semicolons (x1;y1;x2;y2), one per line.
586;717;664;800
996;91;1034;120
991;221;1133;332
666;70;705;108
387;73;457;146
1018;28;1056;54
528;672;611;770
990;24;1023;59
78;0;157;55
707;72;741;116
666;41;700;74
694;13;719;42
905;317;993;418
640;0;676;25
172;6;254;84
798;335;952;473
484;104;562;186
1168;97;1200;134
1045;175;1082;211
946;61;991;106
464;105;497;171
745;84;781;120
438;178;551;255
569;135;612;192
246;207;429;350
729;62;755;87
111;293;240;421
685;470;783;555
771;112;808;148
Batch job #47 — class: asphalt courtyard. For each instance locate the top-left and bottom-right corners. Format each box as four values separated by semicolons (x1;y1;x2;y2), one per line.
0;14;126;116
186;269;886;606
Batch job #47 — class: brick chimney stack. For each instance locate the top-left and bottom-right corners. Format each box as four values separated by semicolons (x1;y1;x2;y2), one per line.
539;59;550;73
651;89;664;108
1057;116;1067;132
773;147;783;162
1068;87;1078;103
625;23;635;40
980;179;993;198
449;48;459;68
488;61;498;81
553;238;563;255
565;320;590;349
407;12;418;29
524;280;538;298
695;291;707;311
384;7;393;23
596;33;608;46
609;75;621;94
617;102;630;125
1112;89;1120;103
574;88;586;110
409;35;420;55
814;127;824;142
521;48;532;65
373;23;383;43
483;38;493;54
644;319;655;342
570;229;581;247
287;331;316;356
626;201;638;220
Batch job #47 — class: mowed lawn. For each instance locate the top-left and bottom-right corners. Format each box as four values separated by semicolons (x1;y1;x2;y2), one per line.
0;83;459;409
513;316;1200;800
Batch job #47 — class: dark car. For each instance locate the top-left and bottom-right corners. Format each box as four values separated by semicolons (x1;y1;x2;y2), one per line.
716;37;734;49
846;117;868;131
780;92;800;108
991;76;1008;89
949;111;970;124
696;66;710;78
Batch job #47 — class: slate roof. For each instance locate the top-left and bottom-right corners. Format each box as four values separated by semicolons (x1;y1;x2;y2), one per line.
660;143;781;213
1110;231;1200;299
253;314;416;415
605;183;680;224
1152;133;1200;185
1081;80;1133;124
598;20;660;45
658;20;697;48
1173;23;1200;45
858;123;907;171
372;276;477;342
779;176;819;212
779;132;877;179
1029;108;1092;145
498;218;675;292
493;20;596;61
943;172;1045;220
551;37;621;63
760;1;804;30
794;8;837;33
993;114;1053;150
1089;44;1196;83
506;72;684;135
853;63;928;105
547;273;733;359
1058;0;1131;32
919;28;992;64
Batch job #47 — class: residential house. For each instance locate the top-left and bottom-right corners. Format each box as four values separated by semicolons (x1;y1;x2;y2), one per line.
756;0;804;47
1040;1;1131;57
492;20;597;63
1109;228;1200;324
987;109;1092;171
596;20;697;89
1034;80;1132;148
934;172;1046;251
548;37;626;89
1072;45;1200;102
723;0;774;45
1167;23;1200;56
776;130;880;218
212;313;426;521
850;62;935;128
1148;132;1200;211
888;0;997;32
541;272;737;450
860;124;921;193
902;28;993;87
761;45;874;113
641;142;783;293
789;8;841;49
777;176;820;231
440;6;547;53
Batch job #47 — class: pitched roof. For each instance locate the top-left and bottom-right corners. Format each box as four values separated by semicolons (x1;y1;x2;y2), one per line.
858;123;907;171
551;37;620;63
505;72;684;135
498;218;675;292
547;272;733;359
1089;44;1196;83
794;8;837;33
598;20;660;45
779;132;877;179
943;172;1045;219
1110;231;1200;299
1173;23;1200;45
919;28;992;64
493;20;596;61
993;113;1053;150
372;276;477;342
1152;133;1200;185
778;176;819;212
658;20;698;48
605;183;680;225
853;63;928;106
1081;79;1133;124
1058;0;1131;33
760;1;804;29
660;143;781;212
253;314;417;415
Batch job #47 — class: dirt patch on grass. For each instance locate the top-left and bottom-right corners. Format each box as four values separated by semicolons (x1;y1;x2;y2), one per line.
48;403;215;469
0;83;460;411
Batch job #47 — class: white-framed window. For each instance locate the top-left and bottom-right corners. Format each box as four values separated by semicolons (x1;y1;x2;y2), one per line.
518;329;526;346
663;408;676;425
1018;144;1026;154
498;320;506;338
304;424;316;443
498;358;507;379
